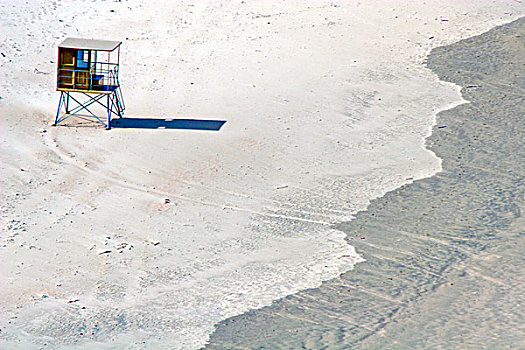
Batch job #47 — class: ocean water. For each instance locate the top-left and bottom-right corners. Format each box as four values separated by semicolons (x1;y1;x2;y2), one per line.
205;17;525;349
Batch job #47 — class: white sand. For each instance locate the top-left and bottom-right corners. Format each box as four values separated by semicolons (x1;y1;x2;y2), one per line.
1;1;523;348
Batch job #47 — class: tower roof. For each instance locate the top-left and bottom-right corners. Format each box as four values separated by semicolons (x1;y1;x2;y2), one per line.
58;37;121;51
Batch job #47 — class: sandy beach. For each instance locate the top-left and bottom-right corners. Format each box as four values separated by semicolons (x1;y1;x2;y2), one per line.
1;1;523;349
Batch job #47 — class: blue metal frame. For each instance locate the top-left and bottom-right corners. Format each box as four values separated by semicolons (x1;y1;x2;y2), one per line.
54;89;124;129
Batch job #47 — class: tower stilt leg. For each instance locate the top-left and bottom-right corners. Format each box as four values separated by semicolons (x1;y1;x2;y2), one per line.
106;94;111;130
65;92;70;114
54;92;64;126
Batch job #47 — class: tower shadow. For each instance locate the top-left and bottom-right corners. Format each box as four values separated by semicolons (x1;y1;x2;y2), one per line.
111;118;226;131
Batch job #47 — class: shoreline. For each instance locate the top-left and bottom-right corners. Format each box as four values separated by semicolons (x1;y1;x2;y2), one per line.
205;17;525;349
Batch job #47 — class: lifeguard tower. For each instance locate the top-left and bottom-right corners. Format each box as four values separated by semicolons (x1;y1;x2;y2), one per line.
54;38;125;129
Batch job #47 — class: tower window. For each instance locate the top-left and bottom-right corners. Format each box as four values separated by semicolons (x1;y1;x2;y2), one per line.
76;50;89;68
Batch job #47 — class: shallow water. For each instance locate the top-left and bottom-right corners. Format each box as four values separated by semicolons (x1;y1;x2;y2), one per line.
205;17;525;349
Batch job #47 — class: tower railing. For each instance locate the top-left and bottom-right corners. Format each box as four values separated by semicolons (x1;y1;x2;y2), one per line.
109;67;125;112
57;62;120;92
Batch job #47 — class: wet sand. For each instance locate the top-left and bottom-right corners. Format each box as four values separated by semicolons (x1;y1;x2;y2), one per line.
205;17;525;349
